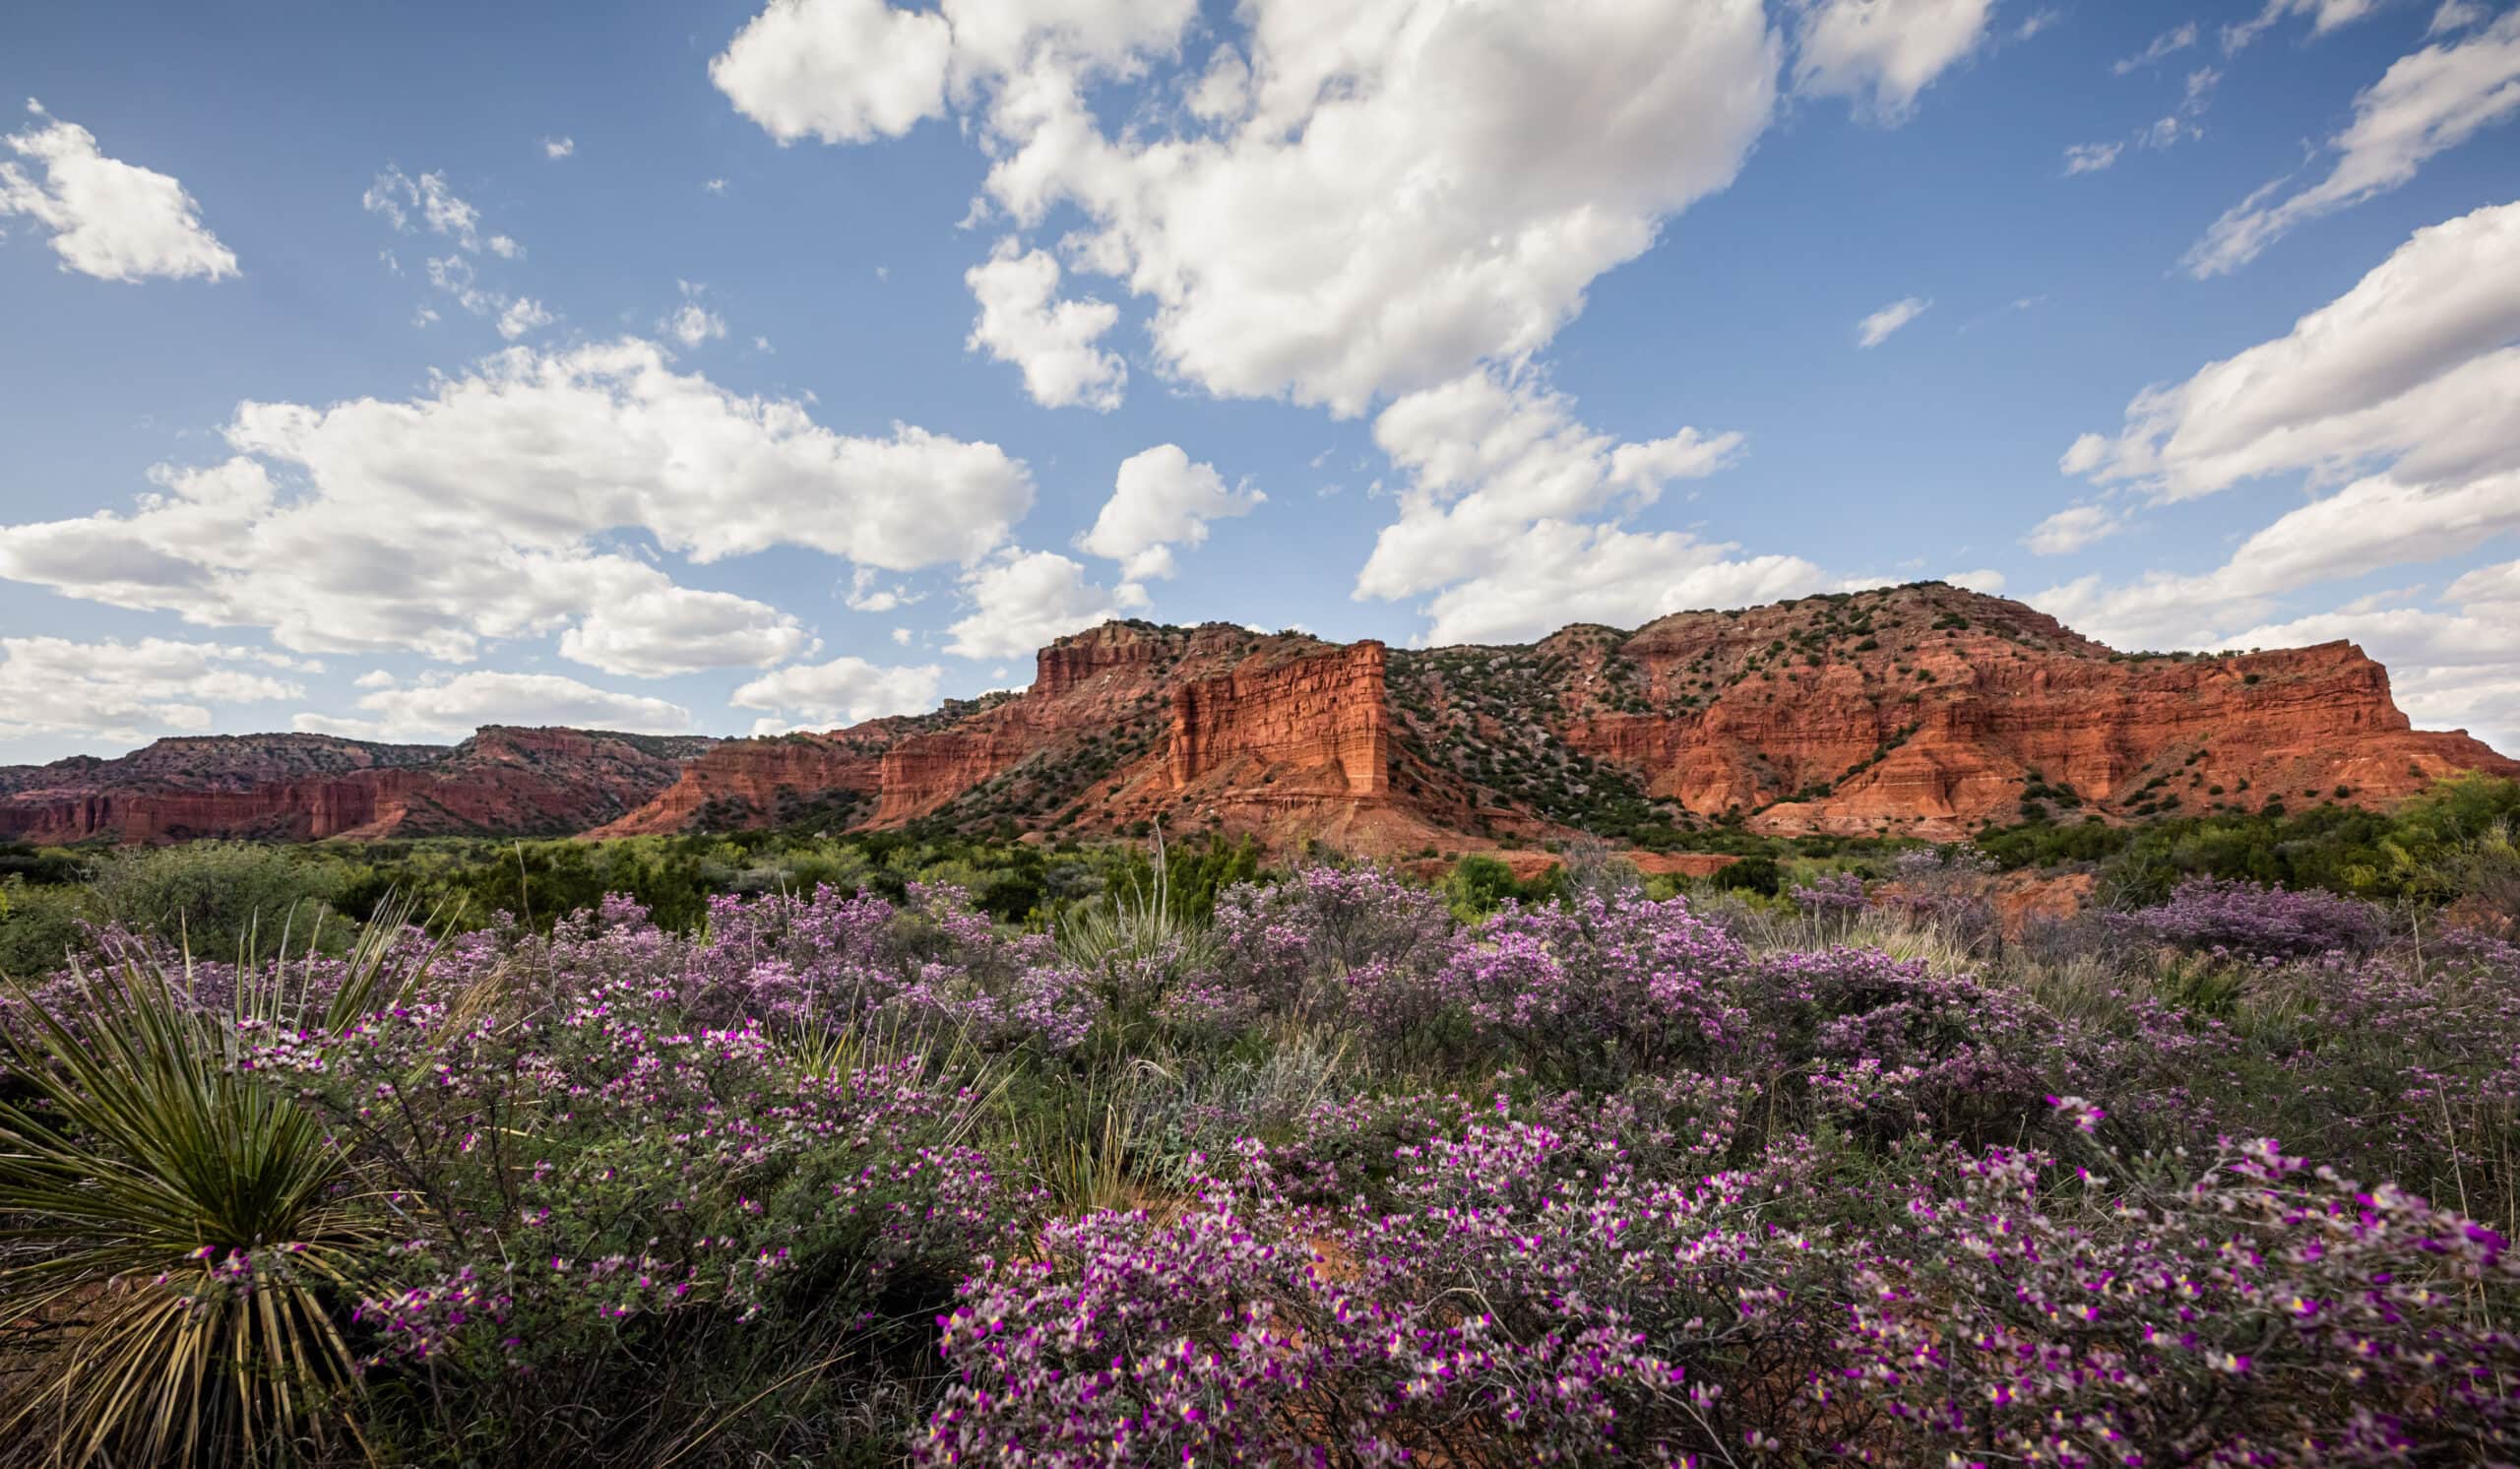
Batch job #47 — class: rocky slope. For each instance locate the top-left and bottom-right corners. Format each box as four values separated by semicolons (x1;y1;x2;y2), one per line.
607;583;2517;851
13;585;2513;853
0;728;718;844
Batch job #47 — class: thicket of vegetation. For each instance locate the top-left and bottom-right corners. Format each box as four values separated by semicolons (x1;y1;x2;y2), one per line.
1973;770;2520;905
0;830;1267;972
12;777;2513;980
0;786;2516;1463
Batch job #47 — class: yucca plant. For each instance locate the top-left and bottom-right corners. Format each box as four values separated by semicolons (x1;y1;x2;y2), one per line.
0;902;432;1466
783;1004;1009;1155
1004;1063;1177;1218
1055;823;1221;1026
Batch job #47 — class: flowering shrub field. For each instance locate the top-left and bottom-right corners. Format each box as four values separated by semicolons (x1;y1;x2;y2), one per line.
1;862;2515;1465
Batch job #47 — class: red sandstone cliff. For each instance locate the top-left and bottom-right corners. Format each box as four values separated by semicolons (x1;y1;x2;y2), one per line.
1169;643;1391;796
0;733;449;798
589;730;903;838
605;625;1479;852
1531;588;2514;839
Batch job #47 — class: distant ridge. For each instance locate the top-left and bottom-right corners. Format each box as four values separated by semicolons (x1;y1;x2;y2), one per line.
10;585;2514;853
0;727;718;843
607;581;2517;852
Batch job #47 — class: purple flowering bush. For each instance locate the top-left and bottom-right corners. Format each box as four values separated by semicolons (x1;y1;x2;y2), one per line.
922;1131;1845;1467
1790;868;1869;943
1834;1133;2520;1465
6;862;2519;1466
928;1117;2518;1466
245;914;1024;1464
1421;891;1754;1088
2122;875;2390;961
1208;863;1457;1031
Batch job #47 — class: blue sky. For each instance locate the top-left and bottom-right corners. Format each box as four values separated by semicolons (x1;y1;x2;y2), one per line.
3;0;2518;763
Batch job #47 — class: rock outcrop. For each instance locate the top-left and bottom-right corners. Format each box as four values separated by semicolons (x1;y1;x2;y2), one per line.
14;586;2515;855
0;733;443;800
1168;643;1391;797
1549;588;2510;838
606;624;1469;853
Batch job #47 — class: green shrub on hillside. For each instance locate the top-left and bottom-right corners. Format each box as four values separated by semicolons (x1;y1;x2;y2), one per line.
1443;853;1568;922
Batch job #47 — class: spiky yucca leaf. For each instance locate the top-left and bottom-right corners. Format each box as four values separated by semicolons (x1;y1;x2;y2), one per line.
783;1004;1010;1154
1006;1065;1178;1218
0;901;431;1466
1055;824;1222;1007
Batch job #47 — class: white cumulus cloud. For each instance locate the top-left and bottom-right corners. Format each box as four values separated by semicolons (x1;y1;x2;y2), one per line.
965;238;1126;410
710;0;960;144
0;637;302;744
1347;367;1800;644
2069;199;2520;502
0;99;237;283
558;581;811;678
731;655;943;729
2023;503;2126;556
2035;200;2520;751
717;0;1784;416
495;295;553;341
1078;445;1262;580
296;671;691;742
0;340;1033;671
662;281;728;349
1355;368;1745;607
946;549;1147;661
1413;520;1843;646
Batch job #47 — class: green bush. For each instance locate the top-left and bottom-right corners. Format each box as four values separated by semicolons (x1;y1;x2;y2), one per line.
84;842;357;963
1975;774;2520;908
1445;855;1521;921
1708;854;1783;897
1442;854;1565;922
0;916;424;1462
0;876;94;979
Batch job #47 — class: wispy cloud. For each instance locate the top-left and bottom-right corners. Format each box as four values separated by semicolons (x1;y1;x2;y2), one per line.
2063;141;2123;174
1857;295;1931;348
2113;22;2198;74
